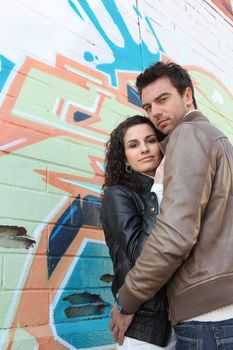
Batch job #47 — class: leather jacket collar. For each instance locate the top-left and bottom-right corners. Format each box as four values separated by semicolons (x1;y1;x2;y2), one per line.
130;171;154;192
160;110;210;154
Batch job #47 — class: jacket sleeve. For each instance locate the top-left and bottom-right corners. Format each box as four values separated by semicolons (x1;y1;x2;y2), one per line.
118;124;215;313
101;186;158;265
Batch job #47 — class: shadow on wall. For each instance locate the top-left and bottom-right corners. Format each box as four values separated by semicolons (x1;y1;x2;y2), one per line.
47;194;102;278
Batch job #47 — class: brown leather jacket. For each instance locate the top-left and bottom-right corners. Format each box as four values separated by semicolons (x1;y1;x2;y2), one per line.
118;111;233;325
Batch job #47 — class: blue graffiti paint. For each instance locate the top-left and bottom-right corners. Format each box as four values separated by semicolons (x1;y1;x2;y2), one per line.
68;0;164;86
84;51;95;62
84;195;101;206
61;179;102;194
0;55;15;92
133;4;142;19
47;198;83;277
73;111;92;122
68;0;83;19
47;195;102;277
53;241;114;348
127;84;142;108
82;195;102;228
83;52;99;62
145;17;164;52
50;205;78;241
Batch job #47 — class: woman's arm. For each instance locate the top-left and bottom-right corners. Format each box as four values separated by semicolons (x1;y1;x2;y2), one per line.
101;186;158;264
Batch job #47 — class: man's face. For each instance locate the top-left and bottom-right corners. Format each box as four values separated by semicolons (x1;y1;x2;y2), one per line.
141;76;193;134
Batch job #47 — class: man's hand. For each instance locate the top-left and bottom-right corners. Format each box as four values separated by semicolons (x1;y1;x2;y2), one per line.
109;304;134;345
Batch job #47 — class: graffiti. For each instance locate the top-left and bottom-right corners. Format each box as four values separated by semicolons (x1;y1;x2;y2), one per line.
0;54;142;158
68;0;164;86
0;55;15;93
0;0;232;349
0;53;142;349
188;66;233;140
47;194;102;277
52;240;114;348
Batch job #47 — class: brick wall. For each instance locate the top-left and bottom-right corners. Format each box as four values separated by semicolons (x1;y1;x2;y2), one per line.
0;0;232;348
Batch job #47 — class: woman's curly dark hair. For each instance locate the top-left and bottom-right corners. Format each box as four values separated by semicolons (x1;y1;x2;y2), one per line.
102;115;165;193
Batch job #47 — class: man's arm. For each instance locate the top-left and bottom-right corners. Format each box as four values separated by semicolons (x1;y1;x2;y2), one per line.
118;123;215;313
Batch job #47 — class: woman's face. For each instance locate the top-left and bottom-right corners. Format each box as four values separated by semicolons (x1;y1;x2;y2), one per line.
124;123;162;176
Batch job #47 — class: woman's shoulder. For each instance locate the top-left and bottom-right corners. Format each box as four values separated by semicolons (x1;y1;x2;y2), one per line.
103;184;134;200
101;185;140;218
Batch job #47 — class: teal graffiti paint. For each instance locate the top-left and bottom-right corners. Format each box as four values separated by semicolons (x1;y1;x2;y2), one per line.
53;241;114;348
68;0;164;86
0;55;15;92
68;0;84;19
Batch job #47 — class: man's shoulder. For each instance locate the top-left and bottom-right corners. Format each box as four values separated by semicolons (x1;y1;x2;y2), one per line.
174;113;226;142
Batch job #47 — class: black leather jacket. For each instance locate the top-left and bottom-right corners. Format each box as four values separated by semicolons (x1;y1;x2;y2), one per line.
101;172;171;346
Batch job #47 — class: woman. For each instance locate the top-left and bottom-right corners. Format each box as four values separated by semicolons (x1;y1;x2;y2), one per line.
101;115;175;349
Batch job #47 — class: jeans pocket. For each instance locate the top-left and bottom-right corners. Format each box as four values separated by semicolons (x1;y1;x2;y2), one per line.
214;323;233;349
175;324;199;350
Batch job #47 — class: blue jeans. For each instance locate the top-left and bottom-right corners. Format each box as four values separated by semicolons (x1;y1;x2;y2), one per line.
174;318;233;349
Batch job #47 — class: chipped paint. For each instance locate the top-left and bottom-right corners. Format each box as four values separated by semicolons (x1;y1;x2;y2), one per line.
0;226;36;249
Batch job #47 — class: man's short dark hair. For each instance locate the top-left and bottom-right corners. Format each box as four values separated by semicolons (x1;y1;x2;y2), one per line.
136;61;197;109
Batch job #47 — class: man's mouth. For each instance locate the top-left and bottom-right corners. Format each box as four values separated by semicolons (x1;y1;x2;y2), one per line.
158;119;169;128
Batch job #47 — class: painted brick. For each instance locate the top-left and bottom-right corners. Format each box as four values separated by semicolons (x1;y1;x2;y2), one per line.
0;0;232;349
0;153;47;191
0;218;49;254
0;326;67;350
47;224;107;257
0;289;48;328
0;184;69;223
0;254;2;288
3;253;43;290
47;255;113;289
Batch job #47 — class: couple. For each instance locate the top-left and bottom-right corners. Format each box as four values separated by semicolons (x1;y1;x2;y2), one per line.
101;61;233;349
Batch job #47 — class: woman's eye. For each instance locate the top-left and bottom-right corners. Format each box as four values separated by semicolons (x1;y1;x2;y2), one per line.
148;138;156;143
129;143;137;148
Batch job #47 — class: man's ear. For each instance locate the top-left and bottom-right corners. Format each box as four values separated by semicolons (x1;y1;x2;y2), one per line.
183;87;194;108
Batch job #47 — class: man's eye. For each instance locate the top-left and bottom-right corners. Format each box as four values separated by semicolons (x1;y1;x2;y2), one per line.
159;97;167;103
144;106;151;112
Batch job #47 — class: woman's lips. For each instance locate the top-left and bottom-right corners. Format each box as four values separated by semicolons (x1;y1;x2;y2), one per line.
139;156;154;162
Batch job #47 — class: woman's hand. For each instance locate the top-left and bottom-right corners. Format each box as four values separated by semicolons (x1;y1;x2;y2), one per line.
154;156;165;184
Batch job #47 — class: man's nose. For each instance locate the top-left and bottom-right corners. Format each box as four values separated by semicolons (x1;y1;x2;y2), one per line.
151;104;162;119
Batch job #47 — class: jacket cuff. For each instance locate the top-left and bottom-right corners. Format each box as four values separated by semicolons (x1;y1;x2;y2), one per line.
118;284;143;314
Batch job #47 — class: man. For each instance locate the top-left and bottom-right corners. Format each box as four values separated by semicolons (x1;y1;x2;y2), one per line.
110;61;233;349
